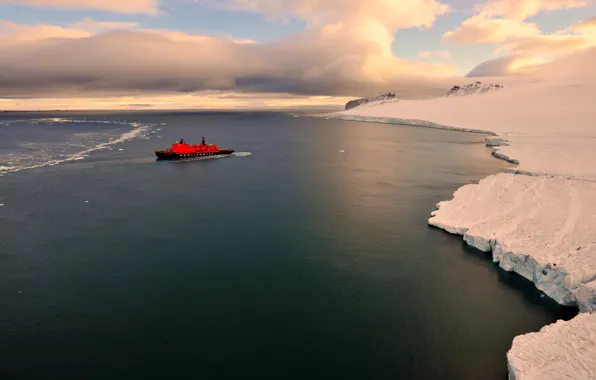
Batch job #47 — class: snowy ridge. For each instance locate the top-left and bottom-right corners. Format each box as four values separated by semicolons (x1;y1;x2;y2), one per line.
445;81;504;97
344;93;398;110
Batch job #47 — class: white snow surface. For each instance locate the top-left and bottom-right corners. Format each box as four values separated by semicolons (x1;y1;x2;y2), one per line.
507;313;596;380
328;48;596;379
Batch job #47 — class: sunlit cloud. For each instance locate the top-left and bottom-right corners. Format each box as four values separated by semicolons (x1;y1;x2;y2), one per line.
446;0;589;45
419;50;451;59
445;0;596;76
569;16;596;31
0;91;354;111
478;0;587;20
1;0;595;109
443;16;540;44
0;20;92;46
68;18;139;32
0;0;160;14
0;7;459;102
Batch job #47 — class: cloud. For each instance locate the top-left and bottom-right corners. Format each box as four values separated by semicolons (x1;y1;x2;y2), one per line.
68;18;139;32
0;1;460;102
479;0;588;20
465;54;552;77
232;0;450;29
230;0;451;57
0;27;457;100
419;50;451;59
466;12;596;77
493;15;596;64
444;0;596;75
0;1;460;104
466;44;596;86
501;35;594;55
569;16;596;31
443;0;591;45
443;15;540;44
0;0;159;14
0;91;355;110
465;55;516;77
0;20;92;46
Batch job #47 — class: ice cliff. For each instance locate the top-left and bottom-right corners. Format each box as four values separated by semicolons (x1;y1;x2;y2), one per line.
327;47;596;379
344;93;398;110
429;173;596;311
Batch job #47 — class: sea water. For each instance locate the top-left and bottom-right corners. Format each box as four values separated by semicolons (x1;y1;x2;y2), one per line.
0;111;576;379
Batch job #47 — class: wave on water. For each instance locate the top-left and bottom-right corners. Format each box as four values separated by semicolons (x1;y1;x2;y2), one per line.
0;118;155;174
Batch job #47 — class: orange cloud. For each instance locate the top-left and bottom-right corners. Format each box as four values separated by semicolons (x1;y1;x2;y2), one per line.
445;0;596;76
443;15;540;44
233;0;450;29
0;0;159;14
0;20;92;46
466;13;596;76
502;35;594;55
0;19;458;100
569;16;596;31
444;0;592;45
495;15;596;60
480;0;587;20
418;50;451;59
0;19;254;46
0;1;461;103
0;91;354;111
68;18;139;32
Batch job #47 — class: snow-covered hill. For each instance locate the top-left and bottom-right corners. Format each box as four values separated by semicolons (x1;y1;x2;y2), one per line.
445;82;504;97
344;93;398;110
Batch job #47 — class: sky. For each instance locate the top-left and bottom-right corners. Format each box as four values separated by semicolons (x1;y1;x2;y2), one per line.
0;0;595;110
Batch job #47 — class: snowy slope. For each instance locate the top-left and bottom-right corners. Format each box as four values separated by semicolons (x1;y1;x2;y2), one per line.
327;48;596;380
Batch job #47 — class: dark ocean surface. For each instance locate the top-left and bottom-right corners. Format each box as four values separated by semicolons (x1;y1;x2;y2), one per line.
0;111;576;379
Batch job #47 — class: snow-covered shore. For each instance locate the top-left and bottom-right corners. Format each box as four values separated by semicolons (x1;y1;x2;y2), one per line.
326;50;596;379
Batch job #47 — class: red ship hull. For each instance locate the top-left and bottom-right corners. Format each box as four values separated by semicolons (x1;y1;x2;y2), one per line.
155;149;234;160
155;137;234;160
